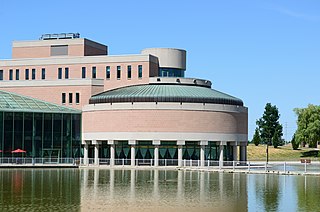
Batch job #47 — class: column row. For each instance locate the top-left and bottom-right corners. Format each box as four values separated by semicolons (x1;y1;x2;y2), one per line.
83;140;247;166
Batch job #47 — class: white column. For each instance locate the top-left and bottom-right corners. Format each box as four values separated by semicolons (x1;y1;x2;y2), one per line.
84;143;88;165
108;140;116;166
94;143;99;165
219;144;224;167
200;140;208;167
233;145;238;162
153;140;160;167
131;145;135;166
178;145;183;167
110;144;115;166
154;146;159;167
200;145;205;167
177;140;185;167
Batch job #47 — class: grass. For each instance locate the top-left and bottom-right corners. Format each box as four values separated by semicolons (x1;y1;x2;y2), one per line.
247;144;319;161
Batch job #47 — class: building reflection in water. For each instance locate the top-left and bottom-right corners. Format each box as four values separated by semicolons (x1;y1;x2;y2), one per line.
80;169;247;211
0;169;80;211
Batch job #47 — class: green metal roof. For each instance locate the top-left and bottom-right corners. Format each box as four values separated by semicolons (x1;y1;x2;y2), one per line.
90;84;244;106
0;90;81;113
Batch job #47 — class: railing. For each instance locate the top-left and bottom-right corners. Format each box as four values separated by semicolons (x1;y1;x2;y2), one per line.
0;158;78;165
2;157;319;174
78;158;320;174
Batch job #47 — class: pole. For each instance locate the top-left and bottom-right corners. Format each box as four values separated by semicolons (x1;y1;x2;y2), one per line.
266;143;269;164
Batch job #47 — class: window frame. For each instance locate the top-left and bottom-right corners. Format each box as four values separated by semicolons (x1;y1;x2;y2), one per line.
127;65;132;79
92;66;97;79
41;68;46;80
65;67;69;79
117;66;121;79
138;65;143;78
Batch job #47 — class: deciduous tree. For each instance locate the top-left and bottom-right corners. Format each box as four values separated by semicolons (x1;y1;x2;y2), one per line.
294;104;320;148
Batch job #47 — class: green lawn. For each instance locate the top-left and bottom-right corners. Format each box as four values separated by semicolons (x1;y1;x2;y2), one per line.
247;144;319;161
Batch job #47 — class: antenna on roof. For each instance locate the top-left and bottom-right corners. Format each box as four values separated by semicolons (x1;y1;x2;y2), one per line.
40;33;80;40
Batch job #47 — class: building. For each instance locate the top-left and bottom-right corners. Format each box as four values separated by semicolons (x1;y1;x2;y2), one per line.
0;33;248;166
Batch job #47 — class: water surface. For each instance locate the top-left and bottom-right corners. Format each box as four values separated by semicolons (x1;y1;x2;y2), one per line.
0;168;319;212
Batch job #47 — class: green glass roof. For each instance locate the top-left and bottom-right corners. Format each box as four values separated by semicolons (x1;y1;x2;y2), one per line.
90;84;244;106
0;90;81;113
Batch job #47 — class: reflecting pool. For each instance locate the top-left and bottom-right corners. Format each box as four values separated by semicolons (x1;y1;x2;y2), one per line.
0;169;319;212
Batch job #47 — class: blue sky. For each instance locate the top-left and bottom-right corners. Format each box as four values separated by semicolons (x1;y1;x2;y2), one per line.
1;0;319;140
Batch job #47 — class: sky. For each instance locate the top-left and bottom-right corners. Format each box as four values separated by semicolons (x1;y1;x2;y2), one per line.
0;0;319;141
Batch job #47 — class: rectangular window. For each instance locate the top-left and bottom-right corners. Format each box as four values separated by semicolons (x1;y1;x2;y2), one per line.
138;65;143;78
16;69;19;80
9;69;13;80
65;67;69;79
127;65;131;79
0;70;3;80
76;93;80;104
41;68;45;80
82;67;86;79
106;66;110;79
25;69;29;80
32;69;36;80
117;66;121;79
69;93;73;104
92;66;96;79
58;68;62;79
62;93;66;104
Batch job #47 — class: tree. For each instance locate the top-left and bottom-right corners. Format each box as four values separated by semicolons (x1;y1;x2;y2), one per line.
291;133;299;150
294;104;320;148
256;103;283;148
252;127;261;146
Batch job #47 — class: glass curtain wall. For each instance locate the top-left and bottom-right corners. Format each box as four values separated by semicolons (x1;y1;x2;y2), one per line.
159;141;178;160
183;141;200;160
0;111;81;158
135;141;153;160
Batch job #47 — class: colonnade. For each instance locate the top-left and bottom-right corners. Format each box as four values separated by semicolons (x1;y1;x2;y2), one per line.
83;140;247;166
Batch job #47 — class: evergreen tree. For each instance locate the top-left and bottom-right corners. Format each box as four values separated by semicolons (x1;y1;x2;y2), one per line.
291;133;299;150
256;103;283;147
252;127;261;146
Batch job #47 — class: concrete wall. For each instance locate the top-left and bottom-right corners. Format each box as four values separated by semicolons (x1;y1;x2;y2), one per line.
141;48;186;70
82;103;248;142
0;79;104;109
12;38;107;59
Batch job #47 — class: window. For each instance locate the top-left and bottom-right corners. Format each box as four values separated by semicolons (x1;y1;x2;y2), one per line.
58;68;62;79
62;93;66;104
69;93;73;104
106;66;110;79
82;67;86;79
32;69;36;80
9;69;13;80
25;69;29;80
138;65;143;78
65;67;69;79
76;93;80;104
127;65;131;79
92;66;96;79
16;69;19;80
41;68;45;79
117;66;121;79
0;70;3;80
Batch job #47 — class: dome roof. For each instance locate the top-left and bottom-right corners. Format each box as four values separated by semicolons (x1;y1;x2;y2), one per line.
90;84;244;106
